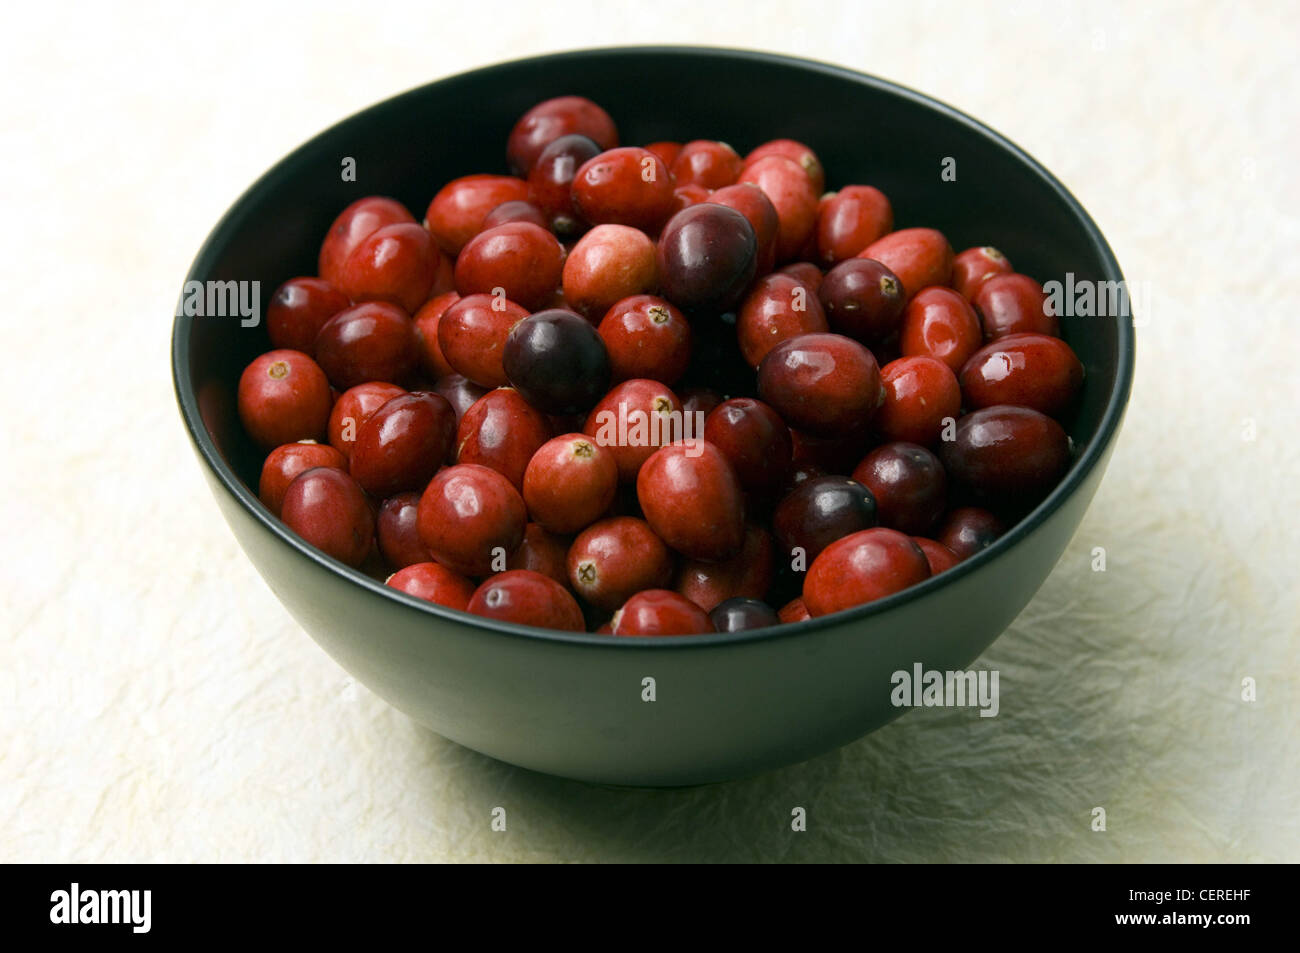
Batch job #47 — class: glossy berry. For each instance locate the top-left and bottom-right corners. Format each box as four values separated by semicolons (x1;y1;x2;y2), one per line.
656;203;757;314
583;379;684;482
898;286;984;373
523;433;618;534
772;475;877;567
675;524;774;611
503;309;611;414
455;387;553;490
858;228;954;300
738;156;818;262
706;183;780;274
411;291;461;379
802;527;930;617
562;224;657;319
567;516;674;611
267;277;350;354
350;391;456;497
259;441;348;518
318;196;415;287
875;355;962;445
737;273;829;368
703;398;792;494
527;133;603;234
637;441;746;561
281;467;374;568
425;174;530;255
598;294;692;385
817;257;906;345
816;185;893;265
481;199;550;231
937;506;1006;561
337;222;441;313
504;523;571;586
611;590;715;636
328;381;406;459
671;140;743;190
959;333;1083;417
416;463;527;577
952;245;1013;300
756;332;883;437
237;349;333;449
572;147;675;232
454;222;565;312
972;273;1060;339
376;491;433;569
437;293;529;389
386;561;477;611
468;569;585;631
709;597;780;633
912;537;960;576
314;302;418;390
507;96;618;176
743;139;825;194
941;405;1071;503
851;442;947;535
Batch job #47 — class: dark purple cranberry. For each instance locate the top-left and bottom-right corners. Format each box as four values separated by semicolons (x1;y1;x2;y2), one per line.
938;507;1006;561
940;405;1071;503
527;133;602;235
772;475;877;568
851;442;947;535
709;597;780;633
503;309;611;414
817;257;906;345
656;204;757;314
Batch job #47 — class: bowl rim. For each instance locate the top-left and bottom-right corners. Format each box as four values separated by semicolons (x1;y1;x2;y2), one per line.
171;44;1135;650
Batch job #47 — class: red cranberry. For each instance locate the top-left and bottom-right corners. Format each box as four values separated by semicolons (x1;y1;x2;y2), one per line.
772;475;877;567
328;381;406;459
737;273;829;368
656;203;757;313
669;184;711;214
899;286;983;372
454;222;564;312
644;141;682;167
507;96;618;176
756;332;883;437
376;491;433;569
436;293;529;388
816;186;893;265
259;441;347;517
315;302;418;390
912;537;960;575
817;257;906;345
562;224;657;319
583;379;684;482
425;174;530;255
637;441;746;561
851;442;946;535
523;433;618;534
503;309;611;414
468;570;585;631
709;597;779;632
567;516;674;611
703;398;792;494
527;133;603;234
972;273;1060;339
505;523;571;586
952;245;1013;300
937;506;1006;560
803;527;930;617
707;183;780;274
386;561;476;610
778;597;811;624
237;349;333;449
481;199;549;231
959;333;1083;417
455;387;553;490
940;405;1071;501
744;139;825;193
858;228;954;300
671;140;743;189
875;355;962;445
281;467;374;568
350;391;456;497
318;196;415;287
572;147;675;232
612;590;715;636
412;291;461;379
337;222;441;313
778;261;824;293
675;524;774;611
738;156;818;262
267;277;350;354
598;295;691;385
417;463;527;577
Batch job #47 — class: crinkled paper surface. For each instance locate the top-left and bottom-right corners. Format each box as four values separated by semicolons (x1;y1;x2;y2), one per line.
2;0;1297;862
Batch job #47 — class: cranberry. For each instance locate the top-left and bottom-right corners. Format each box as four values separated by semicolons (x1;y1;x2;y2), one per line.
572;147;675;232
656;203;757;313
707;183;780;274
507;96;618;176
671;140;743;189
425;174;530;255
468;569;585;631
237;349;333;449
386;561;476;610
436;293;529;388
337;222;441;313
778;596;811;624
597;294;691;385
858;228;954;300
816;186;893;265
778;261;824;293
772;475;877;567
481;199;550;231
350;391;456;497
376;491;433;569
567;516;673;611
756;332;883;437
709;597;779;633
637;441;746;561
612;589;715;636
744;139;825;193
318;196;415;287
523;433;618;534
898;286;983;372
737;273;829;368
851;442;946;535
972;273;1060;339
259;441;348;517
455;387;553;490
417;463;527;577
669;184;711;214
937;506;1005;560
562;224;657;319
645;141;682;168
802;527;930;617
703;398;792;494
952;245;1013;300
505;522;571;586
817;257;906;345
281;467;374;568
941;405;1071;503
433;373;488;428
874;355;961;445
583;379;684;482
912;537;960;576
738;155;818;262
412;291;460;379
503;309;611;414
454;222;564;312
328;381;406;459
315;302;418;390
675;524;773;611
959;333;1083;417
527;133;603;234
267;277;350;354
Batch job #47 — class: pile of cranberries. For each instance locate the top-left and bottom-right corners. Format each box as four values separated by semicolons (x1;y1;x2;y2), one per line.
236;95;1083;637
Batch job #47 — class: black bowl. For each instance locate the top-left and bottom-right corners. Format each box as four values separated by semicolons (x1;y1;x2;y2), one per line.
172;47;1133;786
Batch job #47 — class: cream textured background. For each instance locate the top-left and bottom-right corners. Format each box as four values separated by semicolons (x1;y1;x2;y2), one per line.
2;0;1297;862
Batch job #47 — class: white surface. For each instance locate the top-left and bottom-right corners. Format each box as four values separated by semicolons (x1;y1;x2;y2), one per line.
1;0;1297;862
